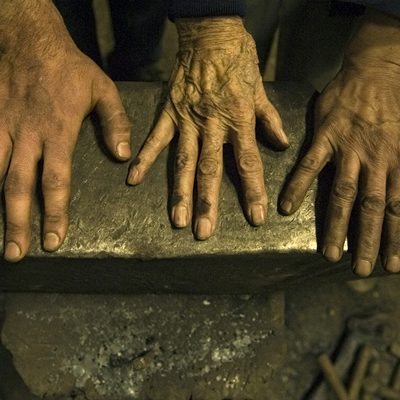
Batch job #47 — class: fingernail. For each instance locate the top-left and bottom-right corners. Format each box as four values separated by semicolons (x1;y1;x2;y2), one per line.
353;259;372;277
280;200;293;214
43;232;60;251
281;130;290;147
117;142;131;159
385;256;400;273
173;205;188;227
251;205;265;226
196;218;212;240
127;168;139;185
4;241;21;261
323;245;341;262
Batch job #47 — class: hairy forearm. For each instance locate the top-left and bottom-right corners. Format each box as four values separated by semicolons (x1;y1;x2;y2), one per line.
0;0;74;64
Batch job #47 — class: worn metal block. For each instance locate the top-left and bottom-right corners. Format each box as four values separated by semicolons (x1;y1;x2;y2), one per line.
0;82;384;293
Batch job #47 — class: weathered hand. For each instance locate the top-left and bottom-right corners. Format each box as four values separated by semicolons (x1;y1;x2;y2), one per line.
1;0;131;262
279;10;400;276
128;16;288;240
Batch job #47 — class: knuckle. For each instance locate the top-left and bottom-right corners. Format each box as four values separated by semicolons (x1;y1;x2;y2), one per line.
227;97;253;121
192;96;214;119
197;197;211;216
386;233;400;250
299;154;320;173
387;199;400;217
109;111;131;128
231;97;249;112
170;83;181;97
4;171;31;196
145;131;162;147
6;220;27;236
98;75;117;92
170;86;185;105
351;114;371;132
245;187;265;204
330;204;345;220
186;82;196;95
44;212;67;224
361;194;385;214
171;193;184;208
175;153;190;169
332;180;358;202
198;156;219;177
238;152;262;175
42;171;70;193
104;111;131;136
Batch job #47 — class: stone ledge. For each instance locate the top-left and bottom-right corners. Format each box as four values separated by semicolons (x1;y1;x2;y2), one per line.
0;82;386;293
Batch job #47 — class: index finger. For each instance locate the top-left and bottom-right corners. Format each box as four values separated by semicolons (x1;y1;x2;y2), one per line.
279;137;332;215
127;107;175;185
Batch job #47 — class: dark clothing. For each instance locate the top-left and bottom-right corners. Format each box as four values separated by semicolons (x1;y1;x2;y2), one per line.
52;0;102;66
168;0;246;19
344;0;400;17
168;0;400;20
108;0;169;80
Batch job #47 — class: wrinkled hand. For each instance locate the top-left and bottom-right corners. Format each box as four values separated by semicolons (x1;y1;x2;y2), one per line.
1;0;131;262
280;10;400;276
128;16;288;240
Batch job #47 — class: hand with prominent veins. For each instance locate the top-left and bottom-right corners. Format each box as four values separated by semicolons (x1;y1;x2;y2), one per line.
128;16;289;240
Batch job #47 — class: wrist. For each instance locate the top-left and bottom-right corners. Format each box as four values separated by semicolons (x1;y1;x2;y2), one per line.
175;16;247;50
344;9;400;74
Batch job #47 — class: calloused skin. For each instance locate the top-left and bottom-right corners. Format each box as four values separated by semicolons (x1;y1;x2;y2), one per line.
127;16;289;240
1;0;131;262
280;9;400;276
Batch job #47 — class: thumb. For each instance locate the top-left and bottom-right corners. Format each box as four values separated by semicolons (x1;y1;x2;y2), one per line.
254;79;289;150
93;78;132;161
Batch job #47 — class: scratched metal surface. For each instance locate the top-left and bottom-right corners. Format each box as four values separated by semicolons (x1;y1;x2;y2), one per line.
0;82;384;292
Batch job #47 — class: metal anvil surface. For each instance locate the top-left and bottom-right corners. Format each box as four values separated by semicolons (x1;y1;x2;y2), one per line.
0;82;385;293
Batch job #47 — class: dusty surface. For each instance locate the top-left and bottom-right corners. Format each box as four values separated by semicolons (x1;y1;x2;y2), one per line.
2;292;285;400
2;275;400;399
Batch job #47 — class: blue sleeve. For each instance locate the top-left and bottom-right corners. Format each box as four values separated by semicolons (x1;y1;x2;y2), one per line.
168;0;246;20
344;0;400;17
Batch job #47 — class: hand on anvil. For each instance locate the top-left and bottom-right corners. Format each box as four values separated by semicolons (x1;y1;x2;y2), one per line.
0;0;131;262
280;9;400;276
127;16;289;240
